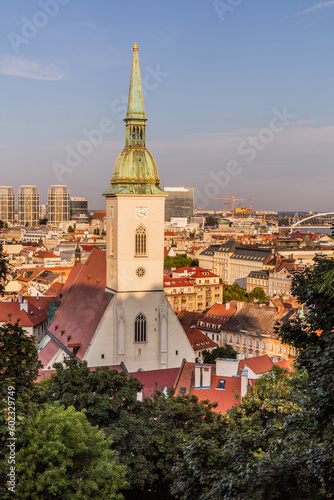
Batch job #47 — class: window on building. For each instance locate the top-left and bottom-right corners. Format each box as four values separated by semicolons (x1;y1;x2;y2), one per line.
135;313;146;342
135;225;147;256
243;338;247;345
263;342;267;349
249;339;253;347
278;345;282;353
270;343;274;351
256;341;260;348
224;334;227;341
229;335;233;343
236;336;240;344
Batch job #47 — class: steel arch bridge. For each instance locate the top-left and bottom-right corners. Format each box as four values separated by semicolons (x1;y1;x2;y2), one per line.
290;212;334;231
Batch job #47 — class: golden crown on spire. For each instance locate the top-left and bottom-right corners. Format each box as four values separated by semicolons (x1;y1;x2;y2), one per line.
133;43;139;51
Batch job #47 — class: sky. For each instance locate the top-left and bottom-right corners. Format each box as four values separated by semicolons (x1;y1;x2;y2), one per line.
0;0;333;212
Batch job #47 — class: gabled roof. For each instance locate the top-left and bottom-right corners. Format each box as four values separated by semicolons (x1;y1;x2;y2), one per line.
238;355;274;375
174;361;255;414
182;325;218;351
39;249;113;365
130;368;180;398
0;302;47;327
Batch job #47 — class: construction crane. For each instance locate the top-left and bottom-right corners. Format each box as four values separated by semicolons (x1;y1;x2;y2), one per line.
249;198;258;217
207;195;244;216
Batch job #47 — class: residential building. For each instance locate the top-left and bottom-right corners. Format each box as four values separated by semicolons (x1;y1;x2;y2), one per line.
164;267;223;312
199;241;272;287
18;185;39;226
246;270;269;295
48;185;70;223
268;260;304;297
0;186;15;224
174;355;276;414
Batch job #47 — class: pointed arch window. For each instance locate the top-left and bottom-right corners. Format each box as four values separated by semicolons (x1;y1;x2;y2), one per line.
135;313;147;343
135;225;147;256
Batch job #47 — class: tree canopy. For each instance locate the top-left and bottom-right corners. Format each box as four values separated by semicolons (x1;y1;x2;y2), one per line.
164;254;198;269
16;403;127;499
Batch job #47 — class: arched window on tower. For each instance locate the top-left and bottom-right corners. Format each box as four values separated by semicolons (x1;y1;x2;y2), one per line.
135;225;147;256
135;313;147;342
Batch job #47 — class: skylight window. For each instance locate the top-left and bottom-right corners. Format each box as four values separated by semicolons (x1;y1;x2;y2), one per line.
217;380;225;390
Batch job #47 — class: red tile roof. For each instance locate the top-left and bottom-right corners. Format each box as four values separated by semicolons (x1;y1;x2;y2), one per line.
0;301;47;327
238;355;274;375
38;249;113;365
174;361;254;414
182;325;218;351
130;368;180;398
275;358;295;371
164;277;194;287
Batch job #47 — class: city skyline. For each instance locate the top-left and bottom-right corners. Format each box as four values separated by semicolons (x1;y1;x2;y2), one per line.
1;1;334;211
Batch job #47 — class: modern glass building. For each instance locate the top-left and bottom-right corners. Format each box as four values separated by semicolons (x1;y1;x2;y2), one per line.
18;185;39;226
48;185;70;223
164;187;194;221
0;186;15;224
70;197;88;221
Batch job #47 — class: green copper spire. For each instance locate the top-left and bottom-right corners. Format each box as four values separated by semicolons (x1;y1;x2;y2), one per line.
104;45;165;196
125;43;146;122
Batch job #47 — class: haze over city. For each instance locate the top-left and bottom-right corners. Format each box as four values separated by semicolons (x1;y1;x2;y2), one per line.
1;0;334;211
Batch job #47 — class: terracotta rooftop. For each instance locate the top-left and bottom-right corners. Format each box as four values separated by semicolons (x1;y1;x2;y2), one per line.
238;354;274;375
39;249;113;366
130;367;180;398
0;301;48;327
182;325;218;351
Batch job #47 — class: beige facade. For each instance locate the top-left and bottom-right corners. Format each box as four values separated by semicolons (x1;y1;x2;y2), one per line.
220;329;296;363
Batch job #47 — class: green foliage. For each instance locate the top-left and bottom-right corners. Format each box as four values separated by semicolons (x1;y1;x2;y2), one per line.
223;282;249;303
172;257;334;499
164;254;198;269
0;220;7;296
279;255;334;432
0;323;42;498
16;403;127;499
248;286;269;302
223;284;268;303
67;225;75;233
202;344;237;364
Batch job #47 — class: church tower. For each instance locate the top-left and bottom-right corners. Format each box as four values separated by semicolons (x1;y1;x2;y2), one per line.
99;44;195;371
104;43;166;294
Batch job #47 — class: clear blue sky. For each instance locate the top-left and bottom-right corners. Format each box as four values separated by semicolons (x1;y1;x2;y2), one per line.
1;0;333;211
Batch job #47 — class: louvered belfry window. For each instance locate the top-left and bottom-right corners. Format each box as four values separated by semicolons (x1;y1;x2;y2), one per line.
135;225;147;256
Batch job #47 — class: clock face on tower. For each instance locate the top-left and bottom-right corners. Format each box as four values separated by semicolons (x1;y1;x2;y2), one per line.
136;206;147;219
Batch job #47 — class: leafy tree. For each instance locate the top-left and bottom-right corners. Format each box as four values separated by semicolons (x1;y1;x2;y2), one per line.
0;323;42;498
202;344;237;364
0;220;7;296
131;390;225;499
67;225;75;233
248;286;269;302
223;282;249;303
16;403;127;499
164;254;198;269
279;255;334;435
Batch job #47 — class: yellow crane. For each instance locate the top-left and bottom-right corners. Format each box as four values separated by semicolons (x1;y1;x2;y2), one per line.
249;198;258;217
207;195;244;216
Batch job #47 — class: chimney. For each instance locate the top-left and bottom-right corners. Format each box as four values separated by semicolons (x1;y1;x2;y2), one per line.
20;299;28;313
18;293;22;303
202;366;211;388
240;368;248;398
226;302;230;310
216;358;239;377
194;365;201;389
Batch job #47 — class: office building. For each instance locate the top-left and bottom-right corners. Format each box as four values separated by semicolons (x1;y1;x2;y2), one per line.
164;187;194;221
70;197;88;221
